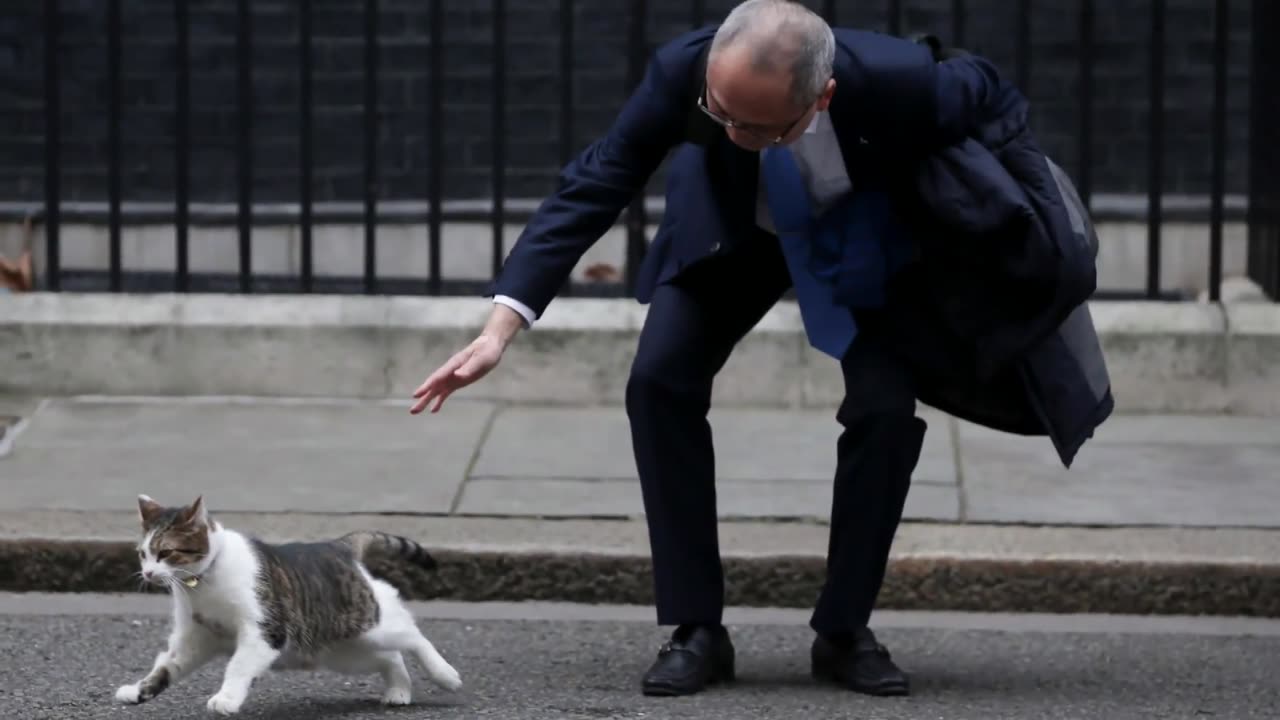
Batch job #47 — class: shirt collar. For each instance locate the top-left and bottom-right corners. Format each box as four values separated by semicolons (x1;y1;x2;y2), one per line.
803;110;827;135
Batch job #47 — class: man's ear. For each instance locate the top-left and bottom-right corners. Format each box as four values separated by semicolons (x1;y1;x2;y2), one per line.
138;494;164;527
815;77;837;111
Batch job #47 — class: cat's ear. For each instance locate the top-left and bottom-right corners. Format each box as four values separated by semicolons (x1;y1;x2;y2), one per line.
137;494;163;527
178;495;208;527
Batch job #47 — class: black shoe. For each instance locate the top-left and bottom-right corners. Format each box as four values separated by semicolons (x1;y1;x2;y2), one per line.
811;627;909;696
641;624;736;696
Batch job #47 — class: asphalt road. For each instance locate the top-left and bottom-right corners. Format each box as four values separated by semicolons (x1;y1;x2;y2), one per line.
1;594;1277;720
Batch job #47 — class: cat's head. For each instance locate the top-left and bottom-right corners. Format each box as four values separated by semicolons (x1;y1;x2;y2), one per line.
134;494;214;587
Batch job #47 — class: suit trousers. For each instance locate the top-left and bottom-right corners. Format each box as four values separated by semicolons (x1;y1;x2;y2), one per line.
625;231;927;635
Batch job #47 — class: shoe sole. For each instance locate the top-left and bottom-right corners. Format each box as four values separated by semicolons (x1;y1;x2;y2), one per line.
812;667;910;697
641;663;735;697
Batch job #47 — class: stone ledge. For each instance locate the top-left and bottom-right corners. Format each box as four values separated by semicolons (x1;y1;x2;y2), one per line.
1227;303;1280;416
1;292;1277;414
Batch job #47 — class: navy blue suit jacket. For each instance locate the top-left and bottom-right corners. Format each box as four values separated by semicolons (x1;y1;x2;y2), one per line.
489;26;1113;467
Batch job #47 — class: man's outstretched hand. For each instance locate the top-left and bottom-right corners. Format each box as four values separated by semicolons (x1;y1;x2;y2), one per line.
410;303;526;414
409;335;504;414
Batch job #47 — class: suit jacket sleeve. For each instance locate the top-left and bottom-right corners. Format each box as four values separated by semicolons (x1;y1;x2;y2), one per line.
842;30;1018;156
924;54;1014;145
486;31;709;319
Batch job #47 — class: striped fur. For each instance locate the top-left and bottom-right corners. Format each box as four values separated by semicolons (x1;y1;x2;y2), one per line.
115;495;462;715
337;530;438;571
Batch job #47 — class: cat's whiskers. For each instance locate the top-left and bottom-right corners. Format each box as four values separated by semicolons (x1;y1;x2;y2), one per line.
127;569;148;593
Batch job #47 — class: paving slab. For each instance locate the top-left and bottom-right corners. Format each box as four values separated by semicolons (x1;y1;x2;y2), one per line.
470;405;957;485
958;417;1280;528
0;397;495;514
455;477;960;521
5;396;1280;529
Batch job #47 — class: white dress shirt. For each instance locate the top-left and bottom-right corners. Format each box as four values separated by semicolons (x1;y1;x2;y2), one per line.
494;110;852;327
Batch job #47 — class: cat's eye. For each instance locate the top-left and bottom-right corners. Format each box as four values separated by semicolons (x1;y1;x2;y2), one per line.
155;548;200;562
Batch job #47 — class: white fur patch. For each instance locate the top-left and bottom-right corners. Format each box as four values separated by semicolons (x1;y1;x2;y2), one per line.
114;683;141;704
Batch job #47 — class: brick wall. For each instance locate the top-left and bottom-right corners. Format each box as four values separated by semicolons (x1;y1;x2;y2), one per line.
0;0;1254;207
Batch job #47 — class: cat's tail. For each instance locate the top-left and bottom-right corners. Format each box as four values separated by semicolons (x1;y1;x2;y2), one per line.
338;531;438;572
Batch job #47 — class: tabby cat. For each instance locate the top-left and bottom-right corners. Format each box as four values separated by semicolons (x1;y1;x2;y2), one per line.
114;494;462;715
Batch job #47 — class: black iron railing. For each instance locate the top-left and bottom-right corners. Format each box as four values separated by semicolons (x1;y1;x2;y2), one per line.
1247;0;1279;298
23;0;1257;301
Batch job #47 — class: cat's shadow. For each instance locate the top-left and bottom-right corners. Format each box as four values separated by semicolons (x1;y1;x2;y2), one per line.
231;696;466;720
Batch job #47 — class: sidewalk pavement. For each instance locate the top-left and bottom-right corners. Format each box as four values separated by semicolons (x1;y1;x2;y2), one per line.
2;394;1278;616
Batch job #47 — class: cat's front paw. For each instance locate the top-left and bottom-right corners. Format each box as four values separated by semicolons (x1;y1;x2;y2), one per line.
381;686;412;706
430;661;463;692
115;683;142;704
206;691;244;715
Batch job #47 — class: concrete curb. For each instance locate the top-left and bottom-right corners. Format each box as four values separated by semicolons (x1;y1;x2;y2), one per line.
2;292;1278;413
3;538;1278;617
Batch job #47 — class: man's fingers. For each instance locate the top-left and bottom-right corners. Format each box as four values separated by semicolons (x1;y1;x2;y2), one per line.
411;377;452;414
413;367;452;398
409;341;494;415
412;376;442;401
412;349;473;398
411;382;453;414
431;391;450;413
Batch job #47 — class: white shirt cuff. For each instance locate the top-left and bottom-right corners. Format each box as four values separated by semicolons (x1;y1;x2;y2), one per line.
493;295;537;328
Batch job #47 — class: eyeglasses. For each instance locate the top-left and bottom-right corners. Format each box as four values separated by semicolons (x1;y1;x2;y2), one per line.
696;82;813;145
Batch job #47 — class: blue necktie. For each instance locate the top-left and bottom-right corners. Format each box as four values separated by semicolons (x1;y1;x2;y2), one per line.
761;146;859;360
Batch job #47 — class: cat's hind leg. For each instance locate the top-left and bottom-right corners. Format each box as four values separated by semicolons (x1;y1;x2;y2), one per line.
318;645;413;706
362;579;462;692
115;625;220;705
